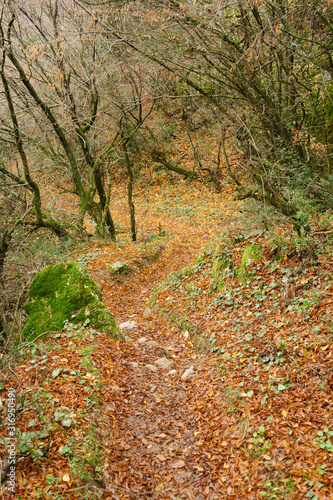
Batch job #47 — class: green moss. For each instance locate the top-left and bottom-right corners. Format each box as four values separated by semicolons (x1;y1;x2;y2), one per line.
74;299;121;338
108;261;130;274
241;245;262;267
23;262;123;341
235;268;252;284
216;279;225;291
179;266;193;277
79;346;99;376
70;423;103;496
211;244;233;279
236;245;262;284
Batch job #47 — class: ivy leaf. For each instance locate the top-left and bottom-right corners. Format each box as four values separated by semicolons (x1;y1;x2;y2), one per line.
52;368;62;378
61;418;72;428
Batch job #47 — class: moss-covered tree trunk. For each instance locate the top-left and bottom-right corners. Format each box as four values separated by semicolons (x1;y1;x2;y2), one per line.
123;144;136;242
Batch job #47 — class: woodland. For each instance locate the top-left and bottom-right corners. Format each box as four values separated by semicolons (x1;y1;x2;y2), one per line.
0;0;333;499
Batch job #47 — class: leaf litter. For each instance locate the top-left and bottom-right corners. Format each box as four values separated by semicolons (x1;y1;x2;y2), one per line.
0;169;332;499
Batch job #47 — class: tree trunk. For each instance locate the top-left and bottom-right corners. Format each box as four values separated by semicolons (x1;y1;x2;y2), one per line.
94;167;116;240
123;144;136;242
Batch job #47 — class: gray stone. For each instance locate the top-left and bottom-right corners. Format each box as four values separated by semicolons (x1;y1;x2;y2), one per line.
131;362;139;368
181;366;195;380
150;386;157;393
146;340;160;347
146;364;158;372
167;370;178;376
119;321;137;333
109;261;129;274
143;307;152;319
137;337;148;344
155;358;173;370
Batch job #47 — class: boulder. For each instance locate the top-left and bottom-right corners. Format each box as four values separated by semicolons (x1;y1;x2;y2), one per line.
23;262;123;341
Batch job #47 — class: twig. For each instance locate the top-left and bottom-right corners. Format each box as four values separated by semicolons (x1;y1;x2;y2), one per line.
22;331;57;347
312;230;333;235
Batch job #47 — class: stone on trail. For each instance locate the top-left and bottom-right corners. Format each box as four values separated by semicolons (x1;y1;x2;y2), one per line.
146;364;158;372
143;307;152;318
155;358;173;370
109;261;129;273
123;335;134;342
119;321;137;333
181;366;195;380
167;370;178;376
146;340;170;358
22;261;123;341
137;337;148;344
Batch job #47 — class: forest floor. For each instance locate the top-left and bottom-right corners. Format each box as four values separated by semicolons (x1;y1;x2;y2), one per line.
1;171;333;500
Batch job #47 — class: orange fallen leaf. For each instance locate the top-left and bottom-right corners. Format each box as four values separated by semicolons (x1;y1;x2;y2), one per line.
62;473;71;484
171;460;185;468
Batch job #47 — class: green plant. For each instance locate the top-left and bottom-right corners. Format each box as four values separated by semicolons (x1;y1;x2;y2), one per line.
14;430;49;461
223;386;242;414
79;346;99;376
53;406;78;428
249;426;271;458
314;429;333;452
70;423;103;496
260;474;294;499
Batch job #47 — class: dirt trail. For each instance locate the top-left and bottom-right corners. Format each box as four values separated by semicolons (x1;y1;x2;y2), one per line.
92;214;228;499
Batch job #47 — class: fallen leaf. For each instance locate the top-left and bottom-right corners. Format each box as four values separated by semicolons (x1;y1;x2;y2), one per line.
62;473;71;483
171;460;186;468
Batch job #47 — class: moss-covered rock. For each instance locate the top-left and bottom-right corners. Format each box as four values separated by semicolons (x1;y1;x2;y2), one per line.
23;262;123;340
211;245;233;280
236;245;262;284
241;245;262;267
235;268;250;284
109;261;129;274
